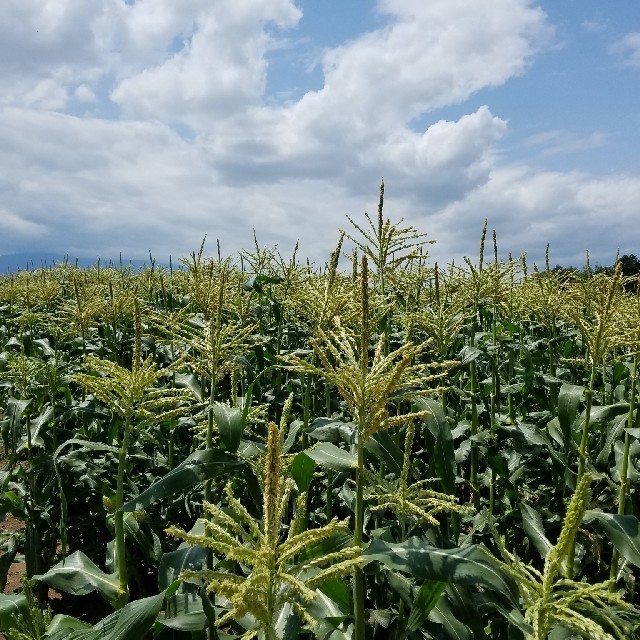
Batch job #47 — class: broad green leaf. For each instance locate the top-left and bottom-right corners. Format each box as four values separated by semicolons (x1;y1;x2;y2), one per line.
363;538;518;607
243;274;282;294
305;417;356;445
290;451;316;493
55;438;120;457
34;550;120;604
384;568;415;607
584;511;640;568
516;422;572;479
446;583;488;640
596;412;627;468
283;419;302;453
0;593;27;633
46;614;92;634
212;403;243;453
584;402;629;424
45;583;178;640
121;449;244;512
557;383;583;441
407;579;447;632
158;522;207;591
158;591;205;632
318;578;351;614
5;397;31;451
306;590;350;640
453;346;482;370
273;602;302;640
237;439;263;459
122;513;162;565
364;430;403;477
33;337;55;356
306;442;357;471
174;372;203;401
520;503;552;559
416;397;456;494
17;405;53;451
476;589;534;637
429;594;472;640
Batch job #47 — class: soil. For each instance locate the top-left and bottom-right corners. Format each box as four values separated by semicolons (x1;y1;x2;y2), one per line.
1;513;25;595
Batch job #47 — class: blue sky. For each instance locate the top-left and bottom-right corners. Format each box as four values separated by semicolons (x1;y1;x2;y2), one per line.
1;0;639;268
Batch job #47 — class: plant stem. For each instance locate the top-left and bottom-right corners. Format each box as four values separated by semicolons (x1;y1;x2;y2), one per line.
469;338;480;511
115;414;131;607
567;364;596;578
611;356;637;585
353;439;366;640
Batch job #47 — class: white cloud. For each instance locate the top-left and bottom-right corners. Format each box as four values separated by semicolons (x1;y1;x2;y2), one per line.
425;167;640;267
320;0;550;123
1;0;637;270
610;32;640;68
75;84;97;103
111;0;302;121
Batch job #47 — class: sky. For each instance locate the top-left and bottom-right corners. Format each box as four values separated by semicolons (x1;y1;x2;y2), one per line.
1;0;640;269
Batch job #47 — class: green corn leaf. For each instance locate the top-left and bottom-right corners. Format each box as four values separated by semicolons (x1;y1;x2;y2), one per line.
318;578;352;614
158;522;207;591
46;614;93;634
364;430;403;477
520;503;553;559
306;442;358;471
584;511;640;568
416;397;456;494
157;591;205;632
121;449;244;512
5;397;31;451
212;403;243;453
557;383;584;442
363;538;519;607
17;404;53;452
306;591;351;640
406;579;447;632
0;593;27;633
34;550;120;604
596;412;627;468
45;583;179;640
446;583;488;640
174;372;203;401
428;592;472;640
290;451;316;493
453;346;482;370
475;589;534;637
305;417;356;444
273;602;302;640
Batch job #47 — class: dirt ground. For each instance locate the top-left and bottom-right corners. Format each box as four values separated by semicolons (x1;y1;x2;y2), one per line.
1;514;25;639
1;513;25;595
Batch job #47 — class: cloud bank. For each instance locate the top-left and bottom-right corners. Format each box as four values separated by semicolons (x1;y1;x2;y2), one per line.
0;0;638;268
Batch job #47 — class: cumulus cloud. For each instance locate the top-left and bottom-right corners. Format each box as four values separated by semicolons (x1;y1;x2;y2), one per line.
0;0;637;270
424;168;640;267
111;0;302;121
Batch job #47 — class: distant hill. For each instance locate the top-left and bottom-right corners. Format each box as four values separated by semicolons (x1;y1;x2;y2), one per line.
0;252;162;274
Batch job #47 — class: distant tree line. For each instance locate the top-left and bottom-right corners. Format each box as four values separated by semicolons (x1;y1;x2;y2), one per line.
552;254;640;290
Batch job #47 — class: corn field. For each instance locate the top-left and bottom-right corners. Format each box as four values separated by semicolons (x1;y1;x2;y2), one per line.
0;191;639;640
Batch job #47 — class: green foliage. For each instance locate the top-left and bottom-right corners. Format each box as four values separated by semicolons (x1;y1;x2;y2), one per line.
0;199;638;639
